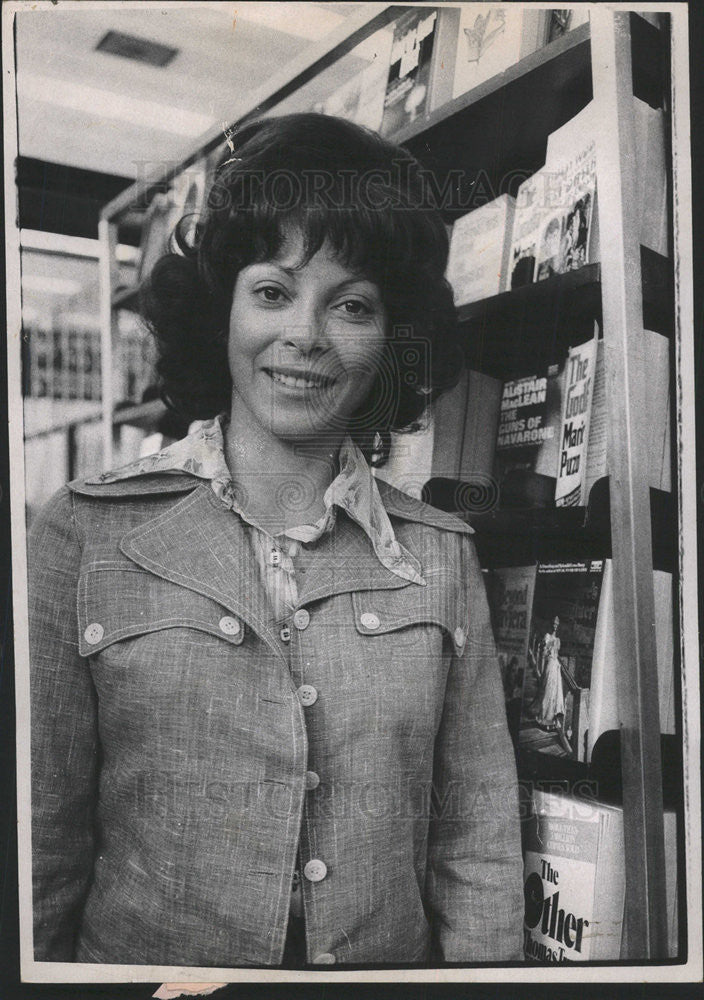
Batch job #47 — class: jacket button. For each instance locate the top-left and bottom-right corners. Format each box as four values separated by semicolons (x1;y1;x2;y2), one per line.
219;616;241;636
84;623;104;645
305;770;320;790
293;608;310;630
303;859;327;882
360;612;380;630
453;626;466;649
279;625;291;643
297;684;318;707
312;952;336;964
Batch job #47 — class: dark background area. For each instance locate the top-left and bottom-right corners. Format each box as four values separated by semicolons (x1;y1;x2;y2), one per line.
1;3;702;998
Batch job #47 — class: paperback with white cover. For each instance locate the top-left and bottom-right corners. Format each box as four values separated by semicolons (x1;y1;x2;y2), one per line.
555;336;598;507
446;195;516;304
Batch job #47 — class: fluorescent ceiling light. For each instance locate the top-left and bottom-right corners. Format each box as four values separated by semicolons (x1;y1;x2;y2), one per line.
22;275;83;296
18;72;213;137
233;2;346;40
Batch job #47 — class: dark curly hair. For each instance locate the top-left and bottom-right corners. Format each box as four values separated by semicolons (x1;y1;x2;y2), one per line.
142;113;463;460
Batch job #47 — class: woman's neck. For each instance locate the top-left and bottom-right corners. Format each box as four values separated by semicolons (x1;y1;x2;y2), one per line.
223;411;342;534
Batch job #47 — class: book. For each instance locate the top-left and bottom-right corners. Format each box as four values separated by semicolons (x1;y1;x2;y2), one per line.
431;370;469;481
508;168;550;288
494;363;564;506
518;559;605;763
523;788;625;961
431;370;503;485
486;564;538;740
633;97;669;257
588;561;676;761
452;7;550;100
554;334;598;507
583;330;671;498
446;195;516;304
460;370;503;483
536;103;599;282
380;9;438;136
314;24;394;133
546;9;591;44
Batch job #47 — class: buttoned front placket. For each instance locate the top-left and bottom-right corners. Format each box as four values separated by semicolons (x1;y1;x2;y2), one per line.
260;534;334;964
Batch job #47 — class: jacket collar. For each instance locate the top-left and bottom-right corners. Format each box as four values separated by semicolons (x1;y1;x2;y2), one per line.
69;470;473;535
114;483;424;659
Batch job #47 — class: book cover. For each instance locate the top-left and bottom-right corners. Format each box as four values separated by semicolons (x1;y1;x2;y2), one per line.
380;9;438;136
582;330;670;499
431;371;469;481
523;789;625;961
446;195;516;305
494;363;564;506
315;25;394;133
588;561;675;760
486;564;537;740
535;107;598;281
555;335;598;507
460;370;503;483
546;9;591;44
518;559;605;763
452;7;550;100
634;97;669;256
508;168;549;288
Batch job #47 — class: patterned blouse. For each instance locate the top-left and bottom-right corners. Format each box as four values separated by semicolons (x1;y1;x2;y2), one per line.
92;415;425;625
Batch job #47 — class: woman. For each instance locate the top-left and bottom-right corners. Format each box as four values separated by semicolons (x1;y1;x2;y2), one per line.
529;616;571;754
28;114;523;968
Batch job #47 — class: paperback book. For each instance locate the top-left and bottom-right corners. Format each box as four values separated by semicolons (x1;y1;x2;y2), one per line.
446;194;516;304
486;564;538;740
523;788;625;961
314;25;394;133
380;8;438;136
518;559;605;763
554;335;598;507
452;7;551;99
431;369;503;484
493;363;564;506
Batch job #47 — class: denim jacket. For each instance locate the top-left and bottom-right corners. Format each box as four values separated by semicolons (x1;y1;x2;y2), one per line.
29;471;524;967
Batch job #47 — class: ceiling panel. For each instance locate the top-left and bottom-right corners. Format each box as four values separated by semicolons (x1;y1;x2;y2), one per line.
13;2;360;178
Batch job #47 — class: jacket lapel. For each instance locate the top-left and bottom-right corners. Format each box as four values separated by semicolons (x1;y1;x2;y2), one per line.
119;484;287;664
295;512;417;607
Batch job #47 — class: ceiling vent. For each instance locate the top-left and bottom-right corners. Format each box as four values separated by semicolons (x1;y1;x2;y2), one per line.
96;31;178;68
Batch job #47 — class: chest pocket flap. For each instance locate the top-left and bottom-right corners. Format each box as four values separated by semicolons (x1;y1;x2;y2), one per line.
77;563;245;657
351;571;468;656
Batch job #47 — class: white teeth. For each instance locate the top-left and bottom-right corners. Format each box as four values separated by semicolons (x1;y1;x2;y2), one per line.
269;371;325;389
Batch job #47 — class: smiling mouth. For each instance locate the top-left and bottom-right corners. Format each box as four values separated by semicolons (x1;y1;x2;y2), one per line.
264;368;335;390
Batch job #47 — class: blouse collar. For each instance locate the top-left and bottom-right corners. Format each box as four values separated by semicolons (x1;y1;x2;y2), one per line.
93;415;425;586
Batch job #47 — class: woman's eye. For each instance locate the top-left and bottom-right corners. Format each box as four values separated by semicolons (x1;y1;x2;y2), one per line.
256;285;286;303
337;299;372;317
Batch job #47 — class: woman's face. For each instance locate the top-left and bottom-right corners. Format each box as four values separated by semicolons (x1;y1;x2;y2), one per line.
227;230;388;446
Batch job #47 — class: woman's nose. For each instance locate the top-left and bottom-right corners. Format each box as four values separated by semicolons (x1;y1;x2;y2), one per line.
282;300;326;355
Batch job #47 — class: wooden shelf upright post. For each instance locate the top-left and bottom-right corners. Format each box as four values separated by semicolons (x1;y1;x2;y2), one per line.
590;9;668;959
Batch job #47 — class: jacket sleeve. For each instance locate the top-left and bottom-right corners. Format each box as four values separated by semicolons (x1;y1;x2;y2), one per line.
425;533;524;962
28;486;99;961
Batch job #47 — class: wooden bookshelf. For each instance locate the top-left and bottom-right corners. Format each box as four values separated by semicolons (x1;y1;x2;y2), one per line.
455;250;673;379
97;6;679;962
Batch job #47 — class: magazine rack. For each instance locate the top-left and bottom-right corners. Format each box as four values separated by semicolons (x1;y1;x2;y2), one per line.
97;7;679;961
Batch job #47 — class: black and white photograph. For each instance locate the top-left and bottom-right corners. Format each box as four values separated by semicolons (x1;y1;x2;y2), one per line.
2;1;701;994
